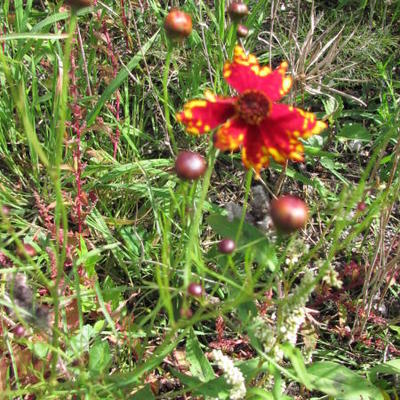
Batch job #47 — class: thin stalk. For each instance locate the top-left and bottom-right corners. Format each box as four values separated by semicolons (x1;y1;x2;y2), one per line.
183;145;218;289
0;48;49;167
50;9;78;377
160;213;175;326
235;168;253;244
226;22;237;59
163;41;177;154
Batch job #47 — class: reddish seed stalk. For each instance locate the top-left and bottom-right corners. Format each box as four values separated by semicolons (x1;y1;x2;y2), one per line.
216;316;224;343
1;24;5;53
34;192;74;269
0;251;12;267
120;0;130;49
115;91;121;159
70;50;84;237
92;0;121;158
101;19;121;159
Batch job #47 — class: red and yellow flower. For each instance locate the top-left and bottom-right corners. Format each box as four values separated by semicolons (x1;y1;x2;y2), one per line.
176;46;327;174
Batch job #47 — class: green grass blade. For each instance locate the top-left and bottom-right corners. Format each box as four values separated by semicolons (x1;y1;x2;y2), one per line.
86;31;159;127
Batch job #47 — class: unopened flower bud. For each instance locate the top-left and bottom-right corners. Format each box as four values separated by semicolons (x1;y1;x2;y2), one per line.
16;243;37;259
180;307;193;318
1;205;10;216
13;325;25;338
270;195;308;233
236;24;249;38
228;2;249;22
218;238;236;254
164;9;192;40
357;201;366;212
64;0;93;8
175;151;206;180
187;282;203;297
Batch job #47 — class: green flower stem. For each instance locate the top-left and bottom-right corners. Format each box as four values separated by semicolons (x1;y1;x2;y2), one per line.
174;181;190;259
235;168;253;244
159;213;175;325
50;9;78;377
226;22;237;59
0;47;49;168
209;255;241;298
163;41;177;154
183;144;218;290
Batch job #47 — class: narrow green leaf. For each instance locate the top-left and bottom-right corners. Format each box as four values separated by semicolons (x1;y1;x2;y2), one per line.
0;33;68;41
171;357;270;398
247;388;274;399
320;157;349;184
307;361;384;400
368;359;400;384
89;341;112;375
186;329;215;381
86;31;159;126
129;385;155;400
170;368;230;398
248;387;294;399
69;325;95;355
281;343;313;389
237;300;258;325
338;123;370;141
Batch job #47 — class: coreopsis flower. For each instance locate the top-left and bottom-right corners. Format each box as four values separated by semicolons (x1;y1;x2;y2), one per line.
176;46;327;175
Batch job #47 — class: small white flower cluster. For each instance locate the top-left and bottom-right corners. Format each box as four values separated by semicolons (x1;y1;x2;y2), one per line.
253;272;315;362
252;315;284;361
212;350;246;400
279;272;314;346
285;254;299;266
280;306;306;345
288;271;314;308
262;373;287;393
322;265;343;289
302;346;313;364
284;241;309;267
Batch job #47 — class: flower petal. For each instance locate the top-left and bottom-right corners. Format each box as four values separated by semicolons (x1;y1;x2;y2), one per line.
241;104;327;174
213;117;247;151
259;103;328;163
241;125;271;175
223;46;293;101
176;91;236;135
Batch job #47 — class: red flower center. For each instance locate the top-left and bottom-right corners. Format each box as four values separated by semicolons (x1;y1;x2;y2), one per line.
235;90;272;125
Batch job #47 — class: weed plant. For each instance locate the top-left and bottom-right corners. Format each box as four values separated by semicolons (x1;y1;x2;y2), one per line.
0;0;399;399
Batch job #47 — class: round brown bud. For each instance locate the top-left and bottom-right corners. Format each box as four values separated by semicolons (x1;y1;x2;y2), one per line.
1;205;10;216
180;307;193;319
357;202;366;212
7;14;16;25
228;2;249;22
175;151;207;180
270;195;308;233
13;325;25;338
218;238;236;254
164;9;192;40
16;243;37;259
236;24;249;38
64;0;93;8
187;282;203;297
